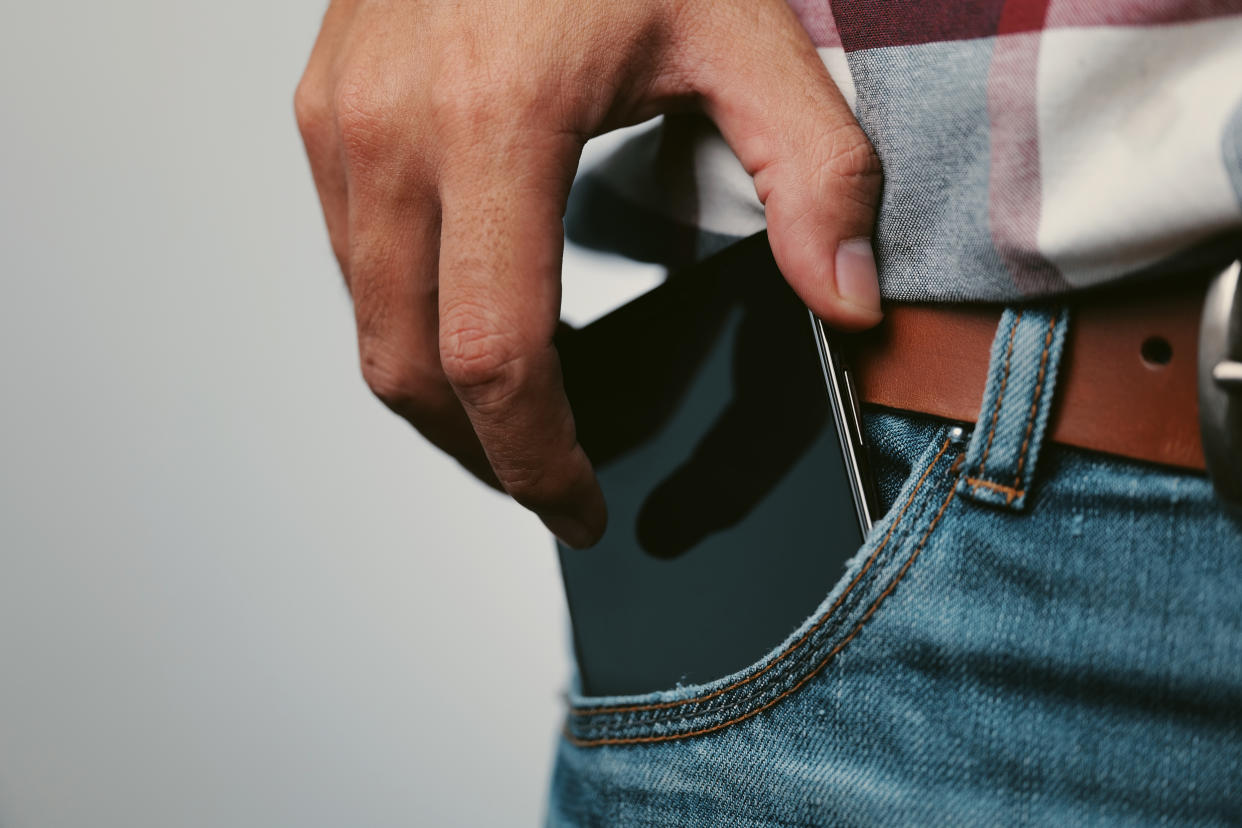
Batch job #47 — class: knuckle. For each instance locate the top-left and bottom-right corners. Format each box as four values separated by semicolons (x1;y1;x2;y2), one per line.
335;71;400;162
496;463;551;506
501;458;579;515
429;47;543;138
498;453;577;513
439;306;526;401
807;124;882;213
821;124;883;185
358;340;432;411
429;76;497;136
293;76;331;141
494;411;579;511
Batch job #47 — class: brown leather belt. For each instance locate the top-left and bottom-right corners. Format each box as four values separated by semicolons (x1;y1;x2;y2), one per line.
850;280;1208;472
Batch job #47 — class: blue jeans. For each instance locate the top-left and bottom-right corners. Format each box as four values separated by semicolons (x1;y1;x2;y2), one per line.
548;307;1242;825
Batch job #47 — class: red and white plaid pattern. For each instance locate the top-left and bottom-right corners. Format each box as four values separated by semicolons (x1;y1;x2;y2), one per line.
569;0;1242;301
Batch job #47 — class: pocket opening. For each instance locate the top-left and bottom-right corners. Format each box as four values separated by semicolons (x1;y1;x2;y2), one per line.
565;426;961;747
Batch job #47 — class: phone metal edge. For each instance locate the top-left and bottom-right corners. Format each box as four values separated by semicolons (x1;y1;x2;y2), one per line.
809;311;876;535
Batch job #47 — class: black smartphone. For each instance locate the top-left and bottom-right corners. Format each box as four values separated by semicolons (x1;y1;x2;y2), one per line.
555;232;876;697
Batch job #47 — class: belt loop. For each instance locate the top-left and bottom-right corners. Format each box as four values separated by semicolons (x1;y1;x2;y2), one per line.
957;306;1070;511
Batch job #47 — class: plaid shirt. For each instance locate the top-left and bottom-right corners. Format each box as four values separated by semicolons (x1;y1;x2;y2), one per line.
565;1;1242;302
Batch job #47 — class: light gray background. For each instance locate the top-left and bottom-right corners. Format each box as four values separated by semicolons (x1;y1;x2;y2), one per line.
0;2;661;825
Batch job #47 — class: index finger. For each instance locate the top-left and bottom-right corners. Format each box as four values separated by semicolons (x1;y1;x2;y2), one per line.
435;137;607;549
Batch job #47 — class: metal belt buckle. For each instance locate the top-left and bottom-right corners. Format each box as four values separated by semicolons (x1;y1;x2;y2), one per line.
1200;259;1242;510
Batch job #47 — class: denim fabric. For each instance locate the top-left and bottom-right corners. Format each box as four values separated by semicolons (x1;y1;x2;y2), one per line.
548;305;1242;826
956;307;1069;512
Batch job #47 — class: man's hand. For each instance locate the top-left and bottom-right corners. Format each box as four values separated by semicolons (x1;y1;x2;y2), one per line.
295;0;882;548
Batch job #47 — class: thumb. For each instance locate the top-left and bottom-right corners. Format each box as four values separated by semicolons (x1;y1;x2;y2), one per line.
686;1;883;331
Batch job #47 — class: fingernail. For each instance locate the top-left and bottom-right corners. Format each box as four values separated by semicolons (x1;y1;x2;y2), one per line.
834;237;882;313
545;514;598;550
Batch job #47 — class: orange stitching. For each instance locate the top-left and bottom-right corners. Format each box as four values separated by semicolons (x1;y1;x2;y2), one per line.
1012;313;1059;489
568;436;953;718
963;476;1024;505
565;483;961;747
976;310;1021;482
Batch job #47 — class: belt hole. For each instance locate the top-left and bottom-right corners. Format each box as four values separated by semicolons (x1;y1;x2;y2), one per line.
1141;335;1173;367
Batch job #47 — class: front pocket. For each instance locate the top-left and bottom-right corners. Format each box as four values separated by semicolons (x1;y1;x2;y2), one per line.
565;426;964;747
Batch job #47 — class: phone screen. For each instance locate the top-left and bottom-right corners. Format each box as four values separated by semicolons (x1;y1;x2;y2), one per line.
556;234;868;697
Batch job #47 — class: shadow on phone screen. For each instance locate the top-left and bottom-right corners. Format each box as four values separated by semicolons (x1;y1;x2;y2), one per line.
556;234;862;696
559;241;827;559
